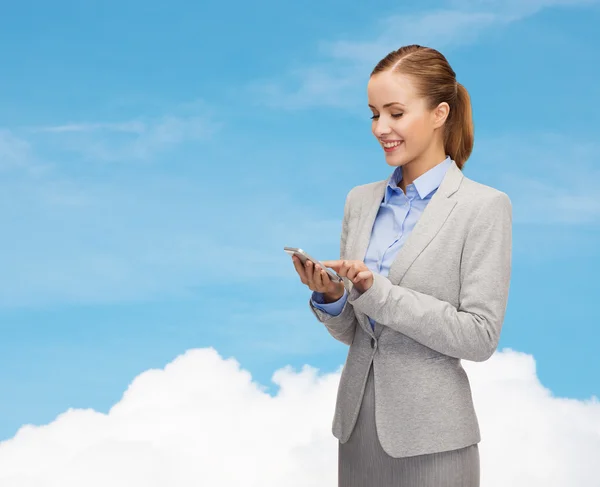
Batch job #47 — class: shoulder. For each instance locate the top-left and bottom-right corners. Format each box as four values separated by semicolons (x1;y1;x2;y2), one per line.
459;173;510;205
457;173;512;223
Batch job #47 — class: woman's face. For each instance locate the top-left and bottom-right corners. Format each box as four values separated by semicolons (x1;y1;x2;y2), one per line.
367;71;443;168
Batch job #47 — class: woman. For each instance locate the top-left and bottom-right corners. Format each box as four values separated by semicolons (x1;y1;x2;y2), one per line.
291;44;512;486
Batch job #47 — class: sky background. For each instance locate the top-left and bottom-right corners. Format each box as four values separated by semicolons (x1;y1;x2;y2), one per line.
0;0;599;485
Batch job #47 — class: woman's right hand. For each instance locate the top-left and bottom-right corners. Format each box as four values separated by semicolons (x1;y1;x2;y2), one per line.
291;255;345;302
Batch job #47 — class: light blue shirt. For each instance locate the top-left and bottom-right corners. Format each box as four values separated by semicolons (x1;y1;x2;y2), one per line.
312;156;453;330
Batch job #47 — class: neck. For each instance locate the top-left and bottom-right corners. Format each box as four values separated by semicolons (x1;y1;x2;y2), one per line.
398;144;446;193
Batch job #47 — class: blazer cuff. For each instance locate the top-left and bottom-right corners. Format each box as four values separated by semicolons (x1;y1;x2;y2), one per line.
347;272;391;316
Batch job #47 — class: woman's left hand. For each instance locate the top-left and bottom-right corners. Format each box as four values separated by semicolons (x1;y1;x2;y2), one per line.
320;260;374;294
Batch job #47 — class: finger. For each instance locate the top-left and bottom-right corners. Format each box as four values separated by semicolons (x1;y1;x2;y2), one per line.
346;263;359;280
314;265;325;290
321;260;341;270
348;263;368;280
305;260;315;287
353;270;371;282
333;260;349;277
292;256;308;283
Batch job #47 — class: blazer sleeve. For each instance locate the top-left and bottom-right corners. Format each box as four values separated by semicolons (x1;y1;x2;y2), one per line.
308;189;359;346
347;192;512;362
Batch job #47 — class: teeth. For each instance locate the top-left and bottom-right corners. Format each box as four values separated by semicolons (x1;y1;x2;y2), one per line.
383;141;402;148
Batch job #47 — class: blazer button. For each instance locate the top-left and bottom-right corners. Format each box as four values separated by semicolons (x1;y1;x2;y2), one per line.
370;337;375;348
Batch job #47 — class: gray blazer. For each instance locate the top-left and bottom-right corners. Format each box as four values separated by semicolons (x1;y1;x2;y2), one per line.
309;160;512;458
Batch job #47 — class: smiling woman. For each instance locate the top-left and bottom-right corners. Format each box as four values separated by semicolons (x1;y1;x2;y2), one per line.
295;44;512;487
367;47;473;193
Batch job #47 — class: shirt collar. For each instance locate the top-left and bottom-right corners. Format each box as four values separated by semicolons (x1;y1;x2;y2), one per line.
385;156;453;203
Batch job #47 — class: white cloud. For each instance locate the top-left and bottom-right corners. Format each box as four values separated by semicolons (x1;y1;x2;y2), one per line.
26;103;223;162
0;130;31;169
0;348;340;487
246;9;500;112
0;347;598;486
33;121;146;134
322;11;498;65
0;129;54;177
246;0;597;111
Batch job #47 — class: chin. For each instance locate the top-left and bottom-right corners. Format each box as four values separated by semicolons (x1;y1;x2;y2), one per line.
385;155;410;167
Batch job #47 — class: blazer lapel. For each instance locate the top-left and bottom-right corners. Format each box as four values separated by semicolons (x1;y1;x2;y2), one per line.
349;183;385;337
351;182;386;266
386;162;463;284
349;161;464;336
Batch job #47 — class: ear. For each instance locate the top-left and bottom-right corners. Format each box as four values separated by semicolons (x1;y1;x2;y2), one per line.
432;102;450;129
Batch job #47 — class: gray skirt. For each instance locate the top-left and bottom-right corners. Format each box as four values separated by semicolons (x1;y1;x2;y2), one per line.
338;363;480;487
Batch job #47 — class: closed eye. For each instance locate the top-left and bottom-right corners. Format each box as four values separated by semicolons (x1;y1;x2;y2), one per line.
370;114;403;119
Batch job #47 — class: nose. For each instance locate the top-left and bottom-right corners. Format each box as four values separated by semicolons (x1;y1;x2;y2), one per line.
372;119;391;138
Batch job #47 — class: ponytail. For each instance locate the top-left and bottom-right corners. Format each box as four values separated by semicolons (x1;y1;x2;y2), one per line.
445;82;474;169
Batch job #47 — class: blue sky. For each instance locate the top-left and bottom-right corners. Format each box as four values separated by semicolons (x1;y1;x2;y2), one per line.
0;1;599;482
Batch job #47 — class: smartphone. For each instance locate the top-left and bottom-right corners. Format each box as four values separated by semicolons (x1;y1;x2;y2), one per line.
284;246;343;283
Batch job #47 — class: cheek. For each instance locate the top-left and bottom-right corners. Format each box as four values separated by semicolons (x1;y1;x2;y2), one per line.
402;117;429;142
395;118;416;141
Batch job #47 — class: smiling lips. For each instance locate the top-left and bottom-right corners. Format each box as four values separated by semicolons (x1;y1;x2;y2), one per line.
381;140;403;152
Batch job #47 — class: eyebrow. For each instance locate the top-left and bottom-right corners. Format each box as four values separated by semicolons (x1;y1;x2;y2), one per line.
368;102;405;109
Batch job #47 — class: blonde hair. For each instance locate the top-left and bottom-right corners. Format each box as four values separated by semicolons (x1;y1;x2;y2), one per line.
371;45;474;168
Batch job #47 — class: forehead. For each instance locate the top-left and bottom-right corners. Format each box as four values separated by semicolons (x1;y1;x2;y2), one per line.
367;72;418;106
